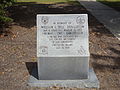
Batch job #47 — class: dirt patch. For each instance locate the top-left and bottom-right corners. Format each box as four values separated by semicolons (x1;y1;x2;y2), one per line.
0;1;120;90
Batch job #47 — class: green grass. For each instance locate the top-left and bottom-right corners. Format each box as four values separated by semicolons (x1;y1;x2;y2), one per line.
16;0;77;4
98;0;120;1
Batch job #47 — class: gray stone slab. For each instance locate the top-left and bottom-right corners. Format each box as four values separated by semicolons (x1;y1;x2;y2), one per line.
28;68;99;88
37;14;90;80
78;0;120;40
38;57;89;80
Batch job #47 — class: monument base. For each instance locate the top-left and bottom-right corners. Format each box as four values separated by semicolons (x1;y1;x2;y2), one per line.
28;67;99;88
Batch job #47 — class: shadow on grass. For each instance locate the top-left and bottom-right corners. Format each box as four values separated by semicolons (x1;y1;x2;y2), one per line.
7;1;87;28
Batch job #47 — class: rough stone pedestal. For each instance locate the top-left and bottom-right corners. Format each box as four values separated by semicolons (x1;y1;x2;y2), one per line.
28;67;99;88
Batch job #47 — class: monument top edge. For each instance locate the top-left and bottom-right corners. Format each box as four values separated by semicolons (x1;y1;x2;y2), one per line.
37;14;88;16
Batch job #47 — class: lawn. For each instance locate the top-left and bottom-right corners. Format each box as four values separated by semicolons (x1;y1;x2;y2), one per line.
16;0;78;4
98;0;120;1
97;0;120;11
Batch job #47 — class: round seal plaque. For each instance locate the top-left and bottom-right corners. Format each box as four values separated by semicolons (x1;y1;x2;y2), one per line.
41;16;49;24
76;16;85;24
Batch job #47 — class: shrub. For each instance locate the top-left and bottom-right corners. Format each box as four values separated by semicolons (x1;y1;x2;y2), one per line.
0;0;15;28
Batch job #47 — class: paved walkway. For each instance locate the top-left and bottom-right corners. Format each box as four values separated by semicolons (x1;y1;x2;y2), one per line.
77;0;120;40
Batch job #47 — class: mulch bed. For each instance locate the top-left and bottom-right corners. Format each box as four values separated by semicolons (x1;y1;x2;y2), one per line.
0;1;120;90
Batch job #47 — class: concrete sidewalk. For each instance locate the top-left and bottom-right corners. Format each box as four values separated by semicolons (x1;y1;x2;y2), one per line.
78;0;120;40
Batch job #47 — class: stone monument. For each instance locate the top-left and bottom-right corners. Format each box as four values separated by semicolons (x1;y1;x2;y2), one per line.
28;14;99;88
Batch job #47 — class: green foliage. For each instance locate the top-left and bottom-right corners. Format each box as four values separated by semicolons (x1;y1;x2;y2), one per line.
0;0;15;8
0;15;13;23
0;0;15;28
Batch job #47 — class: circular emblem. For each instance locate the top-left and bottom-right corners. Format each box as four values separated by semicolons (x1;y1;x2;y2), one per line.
41;16;49;24
76;16;85;24
40;46;48;55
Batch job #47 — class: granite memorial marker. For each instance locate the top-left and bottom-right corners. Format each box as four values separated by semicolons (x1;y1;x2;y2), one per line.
28;14;99;88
